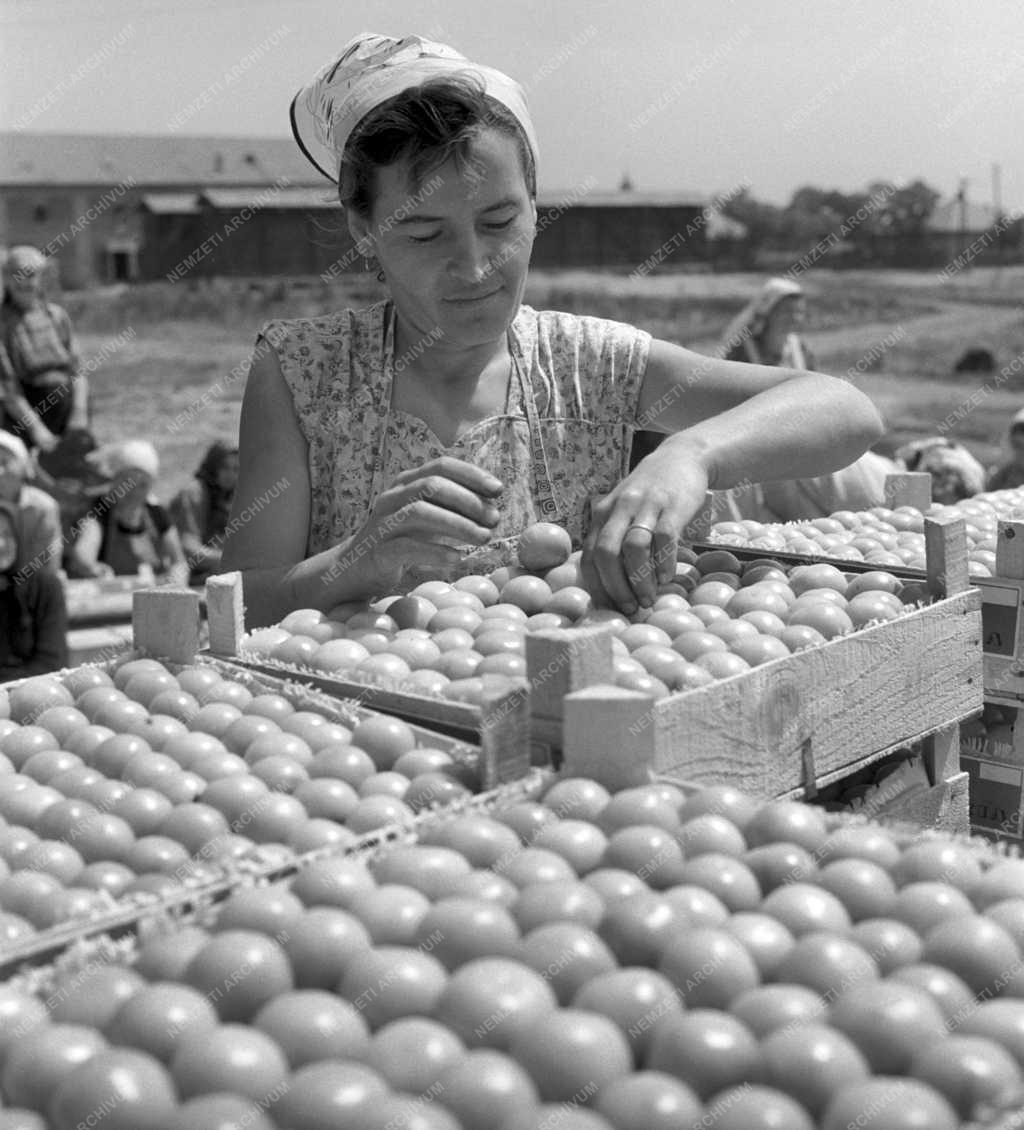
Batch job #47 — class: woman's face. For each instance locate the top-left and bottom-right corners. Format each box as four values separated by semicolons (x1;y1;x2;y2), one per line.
216;453;240;492
0;515;17;572
354;129;537;352
766;295;806;338
113;468;154;508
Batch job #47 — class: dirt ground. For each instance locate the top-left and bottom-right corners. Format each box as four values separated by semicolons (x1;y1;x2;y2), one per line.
72;266;1024;504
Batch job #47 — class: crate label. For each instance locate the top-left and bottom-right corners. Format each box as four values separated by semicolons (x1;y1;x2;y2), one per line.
961;754;1024;840
982;599;1019;656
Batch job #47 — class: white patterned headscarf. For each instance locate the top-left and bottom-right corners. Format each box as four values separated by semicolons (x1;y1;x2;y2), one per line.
719;277;806;363
290;32;540;183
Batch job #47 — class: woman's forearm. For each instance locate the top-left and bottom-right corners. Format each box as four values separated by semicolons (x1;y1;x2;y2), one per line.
232;535;385;628
666;373;884;491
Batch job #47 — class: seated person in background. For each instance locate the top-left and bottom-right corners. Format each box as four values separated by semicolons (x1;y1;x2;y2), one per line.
633;277;891;523
895;437;986;504
169;441;239;585
0;430;62;576
986;409;1024;492
0;501;68;680
67;440;189;584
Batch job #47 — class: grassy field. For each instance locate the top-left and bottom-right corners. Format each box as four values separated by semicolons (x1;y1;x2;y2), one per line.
67;267;1024;504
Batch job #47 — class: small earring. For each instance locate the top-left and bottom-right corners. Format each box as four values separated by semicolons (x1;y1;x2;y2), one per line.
376;269;386;283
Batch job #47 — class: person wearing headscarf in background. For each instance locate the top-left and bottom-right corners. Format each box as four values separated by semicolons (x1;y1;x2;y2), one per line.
0;246;89;453
634;277;895;522
67;440;188;584
895;437;986;504
986;408;1024;492
0;430;63;575
169;441;240;585
221;32;883;626
0;502;68;681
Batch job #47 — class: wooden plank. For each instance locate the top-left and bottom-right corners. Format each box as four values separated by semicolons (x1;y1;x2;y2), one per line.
647;591;982;796
924;514;970;599
525;624;617;728
996;518;1024;580
885;471;932;510
876;770;971;836
132;588;201;664
206;572;245;656
479;679;533;790
561;686;657;791
216;654;482;741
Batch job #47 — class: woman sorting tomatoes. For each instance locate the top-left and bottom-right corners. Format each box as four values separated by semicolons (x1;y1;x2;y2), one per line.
222;32;883;627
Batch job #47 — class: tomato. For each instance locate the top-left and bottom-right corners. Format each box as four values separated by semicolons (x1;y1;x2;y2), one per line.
49;1047;178;1130
497;575;552;615
347;715;415;771
818;824;900;869
729;983;823;1037
244;792;311;843
892;881;974;935
570;968;680;1062
816;857;898;920
738;844;813;895
820;1077;959;1130
283;906;371;988
658;927;760;1010
957;999;1024;1067
760;881;851;936
20;839;83;885
723;912;794;977
598;789;680;836
104;981;218;1063
892;840;984;891
520;922;618;1004
773;930;880;1000
674;854;761;913
212;885;304;937
0;870;66;928
497;847;578;888
434;1049;538;1130
185;930;294;1022
659;884;730;928
922;914;1022;997
909;1033;1022;1119
645;1010;762;1100
77;860;135;898
170;1023;289;1103
510;880;603;934
526;820;605;877
413;897;521;969
345;883;430;946
365;1015;465;1095
0;986;49;1062
2;1023;108;1111
779;623;828;651
670;630;728;662
273;1060;388;1129
677;815;746;860
251;989;369;1070
128;834;190;875
340;945;449;1028
508;1007;631;1103
968;859;1024;910
985;898;1024;950
159;1094;277;1130
289;855;375;909
829;980;947;1074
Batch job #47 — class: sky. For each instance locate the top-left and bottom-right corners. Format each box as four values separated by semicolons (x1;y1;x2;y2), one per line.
2;0;1023;208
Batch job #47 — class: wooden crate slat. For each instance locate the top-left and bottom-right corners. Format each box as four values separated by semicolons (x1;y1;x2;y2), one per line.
646;590;982;795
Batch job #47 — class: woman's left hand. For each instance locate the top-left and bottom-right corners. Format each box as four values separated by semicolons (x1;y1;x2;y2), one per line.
581;442;710;614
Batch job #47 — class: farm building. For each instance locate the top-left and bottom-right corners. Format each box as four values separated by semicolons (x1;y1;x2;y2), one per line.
0;132;715;285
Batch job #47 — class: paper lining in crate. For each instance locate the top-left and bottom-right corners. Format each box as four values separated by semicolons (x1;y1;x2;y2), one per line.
0;648;534;976
5;770;1024;1129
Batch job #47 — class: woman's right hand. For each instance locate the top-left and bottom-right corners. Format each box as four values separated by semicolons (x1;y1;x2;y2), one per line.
348;456;504;585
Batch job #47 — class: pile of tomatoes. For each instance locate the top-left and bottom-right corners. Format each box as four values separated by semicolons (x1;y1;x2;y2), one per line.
244;524;917;706
0;661;475;943
1;778;1023;1129
708;486;1024;578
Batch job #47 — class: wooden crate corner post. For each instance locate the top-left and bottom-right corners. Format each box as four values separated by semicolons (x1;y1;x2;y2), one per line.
561;685;657;791
479;678;533;791
205;572;245;656
995;515;1024;581
525;624;617;743
131;587;201;665
922;513;972;786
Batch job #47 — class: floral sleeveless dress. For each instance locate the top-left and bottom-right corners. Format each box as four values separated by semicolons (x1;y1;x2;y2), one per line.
259;301;651;583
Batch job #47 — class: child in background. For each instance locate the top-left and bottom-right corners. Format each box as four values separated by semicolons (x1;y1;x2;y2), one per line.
986;409;1024;492
0;502;68;680
67;440;188;584
169;441;239;585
